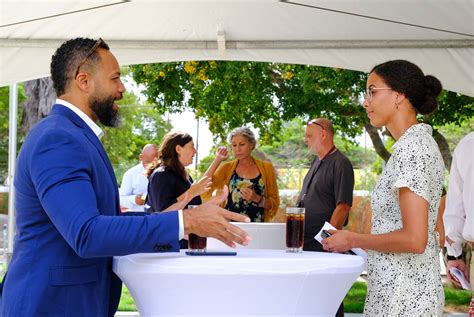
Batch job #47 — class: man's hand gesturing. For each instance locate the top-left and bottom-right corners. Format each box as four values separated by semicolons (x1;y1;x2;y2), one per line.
183;186;251;248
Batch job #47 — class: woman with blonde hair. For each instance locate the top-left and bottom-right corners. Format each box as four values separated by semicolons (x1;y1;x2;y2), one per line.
203;127;279;222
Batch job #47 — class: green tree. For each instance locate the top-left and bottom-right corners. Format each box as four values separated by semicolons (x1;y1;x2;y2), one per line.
102;90;171;183
0;86;27;183
1;76;171;184
130;61;473;169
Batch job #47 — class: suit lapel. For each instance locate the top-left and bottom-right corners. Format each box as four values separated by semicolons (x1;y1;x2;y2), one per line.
83;127;118;187
50;105;120;209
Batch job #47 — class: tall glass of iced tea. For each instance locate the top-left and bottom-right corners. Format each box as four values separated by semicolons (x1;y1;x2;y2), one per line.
286;207;305;253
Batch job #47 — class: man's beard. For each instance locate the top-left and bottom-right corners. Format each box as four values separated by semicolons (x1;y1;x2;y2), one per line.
89;94;121;127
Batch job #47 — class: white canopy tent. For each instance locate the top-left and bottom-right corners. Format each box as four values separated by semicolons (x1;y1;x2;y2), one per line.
1;0;473;259
1;0;473;95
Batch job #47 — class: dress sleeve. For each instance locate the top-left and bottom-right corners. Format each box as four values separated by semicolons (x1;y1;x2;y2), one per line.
392;140;439;204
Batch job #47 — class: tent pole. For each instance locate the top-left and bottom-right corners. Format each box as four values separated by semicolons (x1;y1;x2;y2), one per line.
7;84;18;266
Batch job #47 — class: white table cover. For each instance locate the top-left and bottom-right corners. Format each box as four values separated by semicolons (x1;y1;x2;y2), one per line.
113;249;364;317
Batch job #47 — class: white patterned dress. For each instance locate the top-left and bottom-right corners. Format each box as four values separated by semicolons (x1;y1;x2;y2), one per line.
364;124;445;316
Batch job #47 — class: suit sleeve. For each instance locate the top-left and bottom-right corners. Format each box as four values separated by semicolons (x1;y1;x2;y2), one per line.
30;130;180;257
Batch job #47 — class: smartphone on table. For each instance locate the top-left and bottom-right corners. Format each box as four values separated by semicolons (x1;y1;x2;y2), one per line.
185;251;237;256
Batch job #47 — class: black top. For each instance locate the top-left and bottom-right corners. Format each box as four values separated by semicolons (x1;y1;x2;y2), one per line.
298;149;354;251
146;166;202;212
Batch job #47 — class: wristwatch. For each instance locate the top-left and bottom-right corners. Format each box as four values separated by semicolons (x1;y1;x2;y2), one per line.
447;254;463;261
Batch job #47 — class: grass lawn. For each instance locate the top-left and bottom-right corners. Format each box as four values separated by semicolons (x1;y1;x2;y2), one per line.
119;282;472;313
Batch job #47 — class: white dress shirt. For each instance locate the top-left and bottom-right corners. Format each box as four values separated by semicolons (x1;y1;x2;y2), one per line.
119;163;149;211
57;98;103;139
444;132;474;257
56;98;184;238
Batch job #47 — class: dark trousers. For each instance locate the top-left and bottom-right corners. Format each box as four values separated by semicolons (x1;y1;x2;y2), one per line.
304;238;345;317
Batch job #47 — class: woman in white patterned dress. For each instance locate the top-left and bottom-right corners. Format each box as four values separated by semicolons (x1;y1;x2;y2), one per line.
322;60;445;316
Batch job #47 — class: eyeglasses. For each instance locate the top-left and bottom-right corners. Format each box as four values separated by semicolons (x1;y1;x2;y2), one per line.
364;87;393;102
307;119;325;130
74;38;105;78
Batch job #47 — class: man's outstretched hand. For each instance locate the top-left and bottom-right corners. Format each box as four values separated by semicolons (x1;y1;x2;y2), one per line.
183;186;251;248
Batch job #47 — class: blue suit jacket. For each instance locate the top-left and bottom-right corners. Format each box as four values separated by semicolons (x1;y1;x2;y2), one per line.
1;105;180;316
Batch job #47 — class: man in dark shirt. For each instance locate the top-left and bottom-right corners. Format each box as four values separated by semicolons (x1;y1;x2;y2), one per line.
298;118;354;250
297;118;354;316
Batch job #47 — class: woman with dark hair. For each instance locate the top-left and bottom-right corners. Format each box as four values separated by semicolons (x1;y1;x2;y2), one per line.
146;131;211;213
322;60;445;315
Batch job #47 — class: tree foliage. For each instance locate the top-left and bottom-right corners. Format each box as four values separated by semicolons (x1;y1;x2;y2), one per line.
131;61;474;167
0;77;171;184
101;90;171;182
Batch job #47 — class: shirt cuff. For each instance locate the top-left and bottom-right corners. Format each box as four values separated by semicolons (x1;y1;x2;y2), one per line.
178;209;184;240
445;239;463;258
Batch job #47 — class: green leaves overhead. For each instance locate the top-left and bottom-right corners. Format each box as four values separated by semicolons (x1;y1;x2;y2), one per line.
130;61;473;152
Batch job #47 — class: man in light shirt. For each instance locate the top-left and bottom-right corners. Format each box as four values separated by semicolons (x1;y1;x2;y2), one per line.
0;37;250;317
119;144;158;211
444;132;474;289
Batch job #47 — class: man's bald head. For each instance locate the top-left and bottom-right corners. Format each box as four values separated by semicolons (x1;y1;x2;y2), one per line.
140;144;158;167
307;118;334;136
305;117;336;158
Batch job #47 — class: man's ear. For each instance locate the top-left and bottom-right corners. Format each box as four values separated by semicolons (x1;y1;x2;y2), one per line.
75;73;92;93
321;129;327;140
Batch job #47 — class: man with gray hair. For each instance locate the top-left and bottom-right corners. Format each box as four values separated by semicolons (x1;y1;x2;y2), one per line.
297;118;354;316
119;143;158;211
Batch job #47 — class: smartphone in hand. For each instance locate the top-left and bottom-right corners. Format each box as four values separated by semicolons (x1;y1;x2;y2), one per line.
321;230;332;240
321;230;356;256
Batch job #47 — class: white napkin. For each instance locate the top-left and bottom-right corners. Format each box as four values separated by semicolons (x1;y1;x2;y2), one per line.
449;267;471;290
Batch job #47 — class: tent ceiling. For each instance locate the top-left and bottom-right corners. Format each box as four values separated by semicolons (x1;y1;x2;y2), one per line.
1;0;473;95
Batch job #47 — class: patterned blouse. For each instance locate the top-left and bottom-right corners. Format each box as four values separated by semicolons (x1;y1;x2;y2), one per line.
226;171;265;222
365;123;445;316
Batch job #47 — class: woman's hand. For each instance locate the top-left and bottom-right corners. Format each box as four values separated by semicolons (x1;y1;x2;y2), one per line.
216;146;229;161
240;186;259;203
189;176;212;197
321;230;355;253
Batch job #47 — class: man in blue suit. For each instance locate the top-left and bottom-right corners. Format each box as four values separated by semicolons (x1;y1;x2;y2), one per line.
0;38;250;316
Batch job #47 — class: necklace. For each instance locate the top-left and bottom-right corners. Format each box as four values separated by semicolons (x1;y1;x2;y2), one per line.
319;145;336;161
